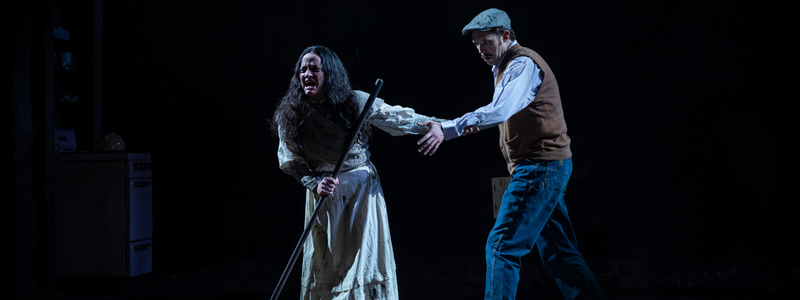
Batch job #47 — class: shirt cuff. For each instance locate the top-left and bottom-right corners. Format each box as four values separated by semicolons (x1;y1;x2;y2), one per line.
441;120;459;141
301;175;322;191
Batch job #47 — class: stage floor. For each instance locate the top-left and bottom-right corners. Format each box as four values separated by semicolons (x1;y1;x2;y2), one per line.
35;256;799;300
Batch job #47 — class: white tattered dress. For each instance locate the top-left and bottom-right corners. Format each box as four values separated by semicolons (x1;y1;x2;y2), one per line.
278;91;441;300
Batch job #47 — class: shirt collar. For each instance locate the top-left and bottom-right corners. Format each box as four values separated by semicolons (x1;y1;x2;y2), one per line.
492;40;519;75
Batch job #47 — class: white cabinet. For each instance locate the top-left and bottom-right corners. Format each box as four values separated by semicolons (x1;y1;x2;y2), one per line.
55;153;152;277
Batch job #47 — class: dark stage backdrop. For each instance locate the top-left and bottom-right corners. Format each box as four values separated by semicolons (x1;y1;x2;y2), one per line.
98;0;795;277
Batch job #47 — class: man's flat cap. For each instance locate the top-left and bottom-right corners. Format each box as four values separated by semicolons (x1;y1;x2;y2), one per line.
462;8;511;35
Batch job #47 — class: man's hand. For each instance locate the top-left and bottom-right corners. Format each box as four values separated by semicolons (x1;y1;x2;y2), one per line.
462;125;480;136
316;177;339;195
417;121;444;156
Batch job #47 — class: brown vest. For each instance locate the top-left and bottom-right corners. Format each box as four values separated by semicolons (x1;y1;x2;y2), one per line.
496;44;571;174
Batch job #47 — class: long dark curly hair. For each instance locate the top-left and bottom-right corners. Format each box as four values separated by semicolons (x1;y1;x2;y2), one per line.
271;46;371;144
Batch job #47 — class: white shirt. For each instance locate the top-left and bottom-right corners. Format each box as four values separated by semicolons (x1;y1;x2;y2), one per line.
441;40;543;140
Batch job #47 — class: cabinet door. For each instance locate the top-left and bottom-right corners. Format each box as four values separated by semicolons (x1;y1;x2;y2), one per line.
128;239;153;277
128;179;153;242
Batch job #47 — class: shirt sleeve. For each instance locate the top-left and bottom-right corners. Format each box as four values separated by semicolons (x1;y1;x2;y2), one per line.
354;90;448;136
440;57;542;140
277;129;322;191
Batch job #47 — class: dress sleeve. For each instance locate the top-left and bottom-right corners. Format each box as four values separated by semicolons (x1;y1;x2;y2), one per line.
277;129;322;191
354;90;448;136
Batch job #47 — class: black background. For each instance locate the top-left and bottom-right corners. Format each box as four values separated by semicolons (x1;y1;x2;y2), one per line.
90;0;796;289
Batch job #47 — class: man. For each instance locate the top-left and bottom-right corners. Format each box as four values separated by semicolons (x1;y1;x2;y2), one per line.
416;8;605;300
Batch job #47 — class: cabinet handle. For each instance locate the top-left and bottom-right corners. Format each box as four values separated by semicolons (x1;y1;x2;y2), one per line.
134;243;152;251
133;182;152;188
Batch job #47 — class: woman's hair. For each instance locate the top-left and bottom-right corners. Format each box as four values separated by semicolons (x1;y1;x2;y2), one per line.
271;46;371;144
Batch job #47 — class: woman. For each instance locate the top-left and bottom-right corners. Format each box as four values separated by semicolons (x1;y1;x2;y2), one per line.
271;46;443;300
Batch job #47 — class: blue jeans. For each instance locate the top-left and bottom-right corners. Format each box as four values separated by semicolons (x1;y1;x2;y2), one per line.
485;159;605;300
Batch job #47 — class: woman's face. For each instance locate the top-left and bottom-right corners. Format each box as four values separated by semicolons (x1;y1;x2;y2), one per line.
299;53;326;101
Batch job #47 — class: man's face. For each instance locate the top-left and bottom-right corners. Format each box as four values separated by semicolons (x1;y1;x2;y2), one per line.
471;30;508;66
299;53;326;101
